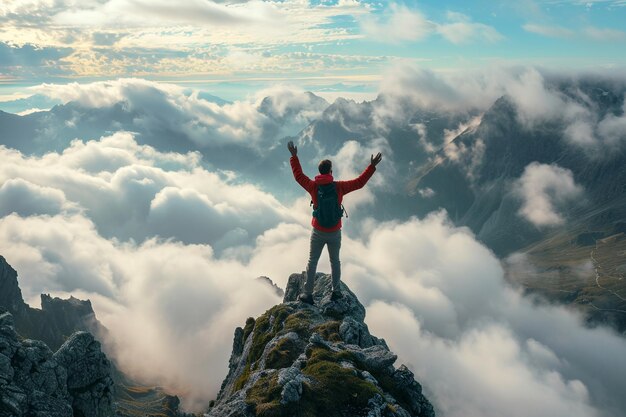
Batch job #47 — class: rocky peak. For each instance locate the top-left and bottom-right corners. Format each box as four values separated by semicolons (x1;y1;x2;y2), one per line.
0;256;29;316
208;272;435;417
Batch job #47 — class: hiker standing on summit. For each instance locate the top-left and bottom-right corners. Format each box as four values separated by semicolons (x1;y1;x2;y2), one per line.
288;140;382;304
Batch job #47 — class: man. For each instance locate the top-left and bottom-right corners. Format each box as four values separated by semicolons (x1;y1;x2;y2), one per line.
288;140;382;304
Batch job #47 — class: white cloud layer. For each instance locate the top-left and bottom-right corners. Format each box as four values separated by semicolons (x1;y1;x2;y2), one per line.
2;203;626;416
0;132;294;247
33;78;328;149
355;213;626;417
515;162;583;227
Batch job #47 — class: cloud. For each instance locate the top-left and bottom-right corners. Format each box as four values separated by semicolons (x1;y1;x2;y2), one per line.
0;41;73;76
361;6;502;45
514;162;583;227
0;178;73;217
2;0;368;47
436;12;504;44
0;132;294;248
418;187;435;198
0;212;287;408
360;4;435;43
49;0;269;27
377;65;626;153
33;78;328;149
583;26;626;41
523;23;575;38
348;212;626;417
522;23;625;41
562;93;626;151
1;150;625;416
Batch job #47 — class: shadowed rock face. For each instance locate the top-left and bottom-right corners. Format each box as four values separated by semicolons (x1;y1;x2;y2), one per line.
0;311;114;417
208;272;435;417
0;255;102;351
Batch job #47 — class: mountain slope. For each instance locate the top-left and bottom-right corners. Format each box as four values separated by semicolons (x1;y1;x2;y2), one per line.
208;272;434;417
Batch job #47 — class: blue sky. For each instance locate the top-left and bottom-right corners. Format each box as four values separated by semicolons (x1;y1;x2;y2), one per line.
1;0;625;107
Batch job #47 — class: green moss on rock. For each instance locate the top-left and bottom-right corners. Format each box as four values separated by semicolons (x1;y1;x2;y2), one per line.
249;304;294;368
283;310;314;337
311;321;341;342
266;337;301;370
246;373;283;417
299;346;382;417
243;317;256;342
233;363;251;392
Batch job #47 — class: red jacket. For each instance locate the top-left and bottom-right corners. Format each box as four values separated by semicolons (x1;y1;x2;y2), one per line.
290;156;376;232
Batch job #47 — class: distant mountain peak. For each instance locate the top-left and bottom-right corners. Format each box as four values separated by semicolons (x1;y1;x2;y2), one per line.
208;272;434;417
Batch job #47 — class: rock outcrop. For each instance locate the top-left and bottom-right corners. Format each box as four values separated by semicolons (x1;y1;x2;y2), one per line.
208;272;435;417
0;255;191;417
0;309;114;417
0;256;102;351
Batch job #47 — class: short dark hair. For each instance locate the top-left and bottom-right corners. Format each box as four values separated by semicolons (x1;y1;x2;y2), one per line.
318;159;332;175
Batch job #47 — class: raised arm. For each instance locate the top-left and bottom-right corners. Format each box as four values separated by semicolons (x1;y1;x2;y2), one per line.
288;141;314;192
337;153;382;195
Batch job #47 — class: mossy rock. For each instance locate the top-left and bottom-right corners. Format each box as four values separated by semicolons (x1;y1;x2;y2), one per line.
283;310;315;337
246;373;282;417
311;320;341;342
266;336;301;370
298;346;382;417
249;304;295;367
243;317;256;342
233;363;251;392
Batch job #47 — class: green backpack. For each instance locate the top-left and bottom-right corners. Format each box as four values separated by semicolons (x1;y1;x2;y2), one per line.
312;183;346;228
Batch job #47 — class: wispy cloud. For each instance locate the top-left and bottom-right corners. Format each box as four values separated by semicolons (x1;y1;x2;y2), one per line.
583;26;626;40
436;12;504;44
523;22;625;41
360;4;435;43
523;23;575;38
361;5;503;45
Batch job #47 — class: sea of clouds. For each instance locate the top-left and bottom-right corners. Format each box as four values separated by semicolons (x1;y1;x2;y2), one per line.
1;66;626;416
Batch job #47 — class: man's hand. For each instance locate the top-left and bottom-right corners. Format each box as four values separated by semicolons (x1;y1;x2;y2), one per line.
371;152;382;167
288;141;298;157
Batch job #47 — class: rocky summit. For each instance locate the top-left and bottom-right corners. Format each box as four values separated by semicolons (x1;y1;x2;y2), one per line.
207;273;435;417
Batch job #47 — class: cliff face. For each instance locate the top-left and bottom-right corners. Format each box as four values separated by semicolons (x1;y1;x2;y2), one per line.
209;272;435;417
0;256;102;351
0;309;114;417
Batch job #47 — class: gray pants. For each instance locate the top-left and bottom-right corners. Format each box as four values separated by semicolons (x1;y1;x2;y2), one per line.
305;228;341;296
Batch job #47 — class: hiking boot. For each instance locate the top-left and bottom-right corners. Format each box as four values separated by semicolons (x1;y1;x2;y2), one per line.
298;293;314;305
330;290;343;301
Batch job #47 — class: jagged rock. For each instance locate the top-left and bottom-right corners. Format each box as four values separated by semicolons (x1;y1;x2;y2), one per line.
0;257;29;317
0;310;114;417
208;272;435;417
256;276;285;298
277;366;307;404
54;332;114;417
0;256;102;351
340;315;376;348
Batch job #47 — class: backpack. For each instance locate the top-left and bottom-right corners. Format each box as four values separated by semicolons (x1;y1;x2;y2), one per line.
312;183;345;228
